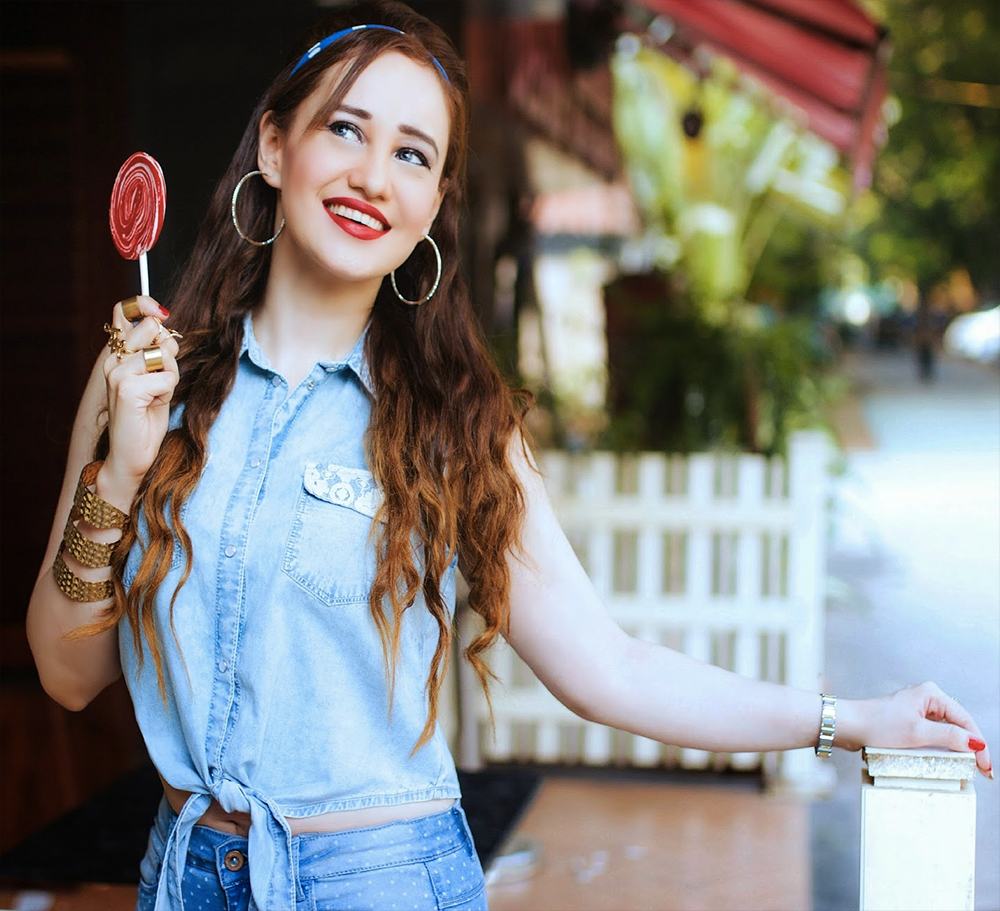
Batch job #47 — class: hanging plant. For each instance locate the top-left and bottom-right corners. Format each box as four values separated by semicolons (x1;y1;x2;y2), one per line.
600;45;850;455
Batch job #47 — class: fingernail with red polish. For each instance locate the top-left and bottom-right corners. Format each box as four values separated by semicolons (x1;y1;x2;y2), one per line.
969;737;986;752
158;305;170;317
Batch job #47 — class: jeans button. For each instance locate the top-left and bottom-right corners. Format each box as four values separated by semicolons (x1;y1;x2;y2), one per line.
224;849;245;872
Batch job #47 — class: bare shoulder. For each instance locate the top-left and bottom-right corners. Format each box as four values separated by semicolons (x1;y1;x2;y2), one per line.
506;430;545;495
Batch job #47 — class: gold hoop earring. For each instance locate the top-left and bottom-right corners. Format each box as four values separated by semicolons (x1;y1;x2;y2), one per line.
391;234;442;306
231;170;285;246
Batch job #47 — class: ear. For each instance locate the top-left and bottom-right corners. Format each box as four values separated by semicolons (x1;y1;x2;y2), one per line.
257;111;284;188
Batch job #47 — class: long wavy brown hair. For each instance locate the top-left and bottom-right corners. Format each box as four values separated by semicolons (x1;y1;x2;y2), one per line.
84;0;531;750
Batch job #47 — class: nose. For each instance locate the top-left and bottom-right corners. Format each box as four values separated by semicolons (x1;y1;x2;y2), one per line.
348;146;390;200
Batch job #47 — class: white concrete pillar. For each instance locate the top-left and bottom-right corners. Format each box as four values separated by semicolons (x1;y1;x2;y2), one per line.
860;747;977;911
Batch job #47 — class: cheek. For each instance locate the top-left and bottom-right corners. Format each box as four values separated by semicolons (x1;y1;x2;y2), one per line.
400;183;444;227
283;153;320;193
281;138;335;190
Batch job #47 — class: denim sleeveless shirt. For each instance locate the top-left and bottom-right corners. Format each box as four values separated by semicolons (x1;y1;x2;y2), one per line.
119;314;461;910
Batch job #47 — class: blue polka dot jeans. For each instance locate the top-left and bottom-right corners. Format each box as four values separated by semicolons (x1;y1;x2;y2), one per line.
136;801;488;910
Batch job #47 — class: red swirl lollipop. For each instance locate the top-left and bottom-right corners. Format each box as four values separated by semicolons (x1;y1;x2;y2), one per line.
109;151;166;295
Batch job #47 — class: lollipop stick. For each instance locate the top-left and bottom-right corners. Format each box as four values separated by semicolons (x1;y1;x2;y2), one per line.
139;251;150;297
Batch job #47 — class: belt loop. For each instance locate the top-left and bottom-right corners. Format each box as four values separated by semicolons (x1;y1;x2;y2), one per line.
455;803;478;860
292;837;306;903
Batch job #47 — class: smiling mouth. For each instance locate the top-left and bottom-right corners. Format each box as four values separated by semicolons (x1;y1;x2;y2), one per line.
324;203;388;233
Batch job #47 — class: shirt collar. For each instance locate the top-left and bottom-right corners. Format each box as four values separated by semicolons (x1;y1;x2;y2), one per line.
239;311;375;397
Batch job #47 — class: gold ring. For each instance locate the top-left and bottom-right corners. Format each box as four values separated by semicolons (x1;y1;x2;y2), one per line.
104;323;127;359
142;346;164;373
104;323;140;360
121;296;142;321
152;317;183;343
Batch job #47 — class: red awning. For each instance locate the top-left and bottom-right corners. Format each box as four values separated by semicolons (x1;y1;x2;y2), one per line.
630;0;890;189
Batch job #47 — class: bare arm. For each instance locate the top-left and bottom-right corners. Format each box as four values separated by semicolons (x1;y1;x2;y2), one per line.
26;297;179;710
502;443;993;777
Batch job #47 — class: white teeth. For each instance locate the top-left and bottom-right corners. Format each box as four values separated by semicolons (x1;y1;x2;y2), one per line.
326;203;386;231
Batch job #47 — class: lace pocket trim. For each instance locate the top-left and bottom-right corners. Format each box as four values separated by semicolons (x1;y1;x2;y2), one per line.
303;462;383;520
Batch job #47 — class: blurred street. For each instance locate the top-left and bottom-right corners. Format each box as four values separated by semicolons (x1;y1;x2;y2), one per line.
815;346;1000;911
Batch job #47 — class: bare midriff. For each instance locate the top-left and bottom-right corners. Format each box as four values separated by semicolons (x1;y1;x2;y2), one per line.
160;776;454;838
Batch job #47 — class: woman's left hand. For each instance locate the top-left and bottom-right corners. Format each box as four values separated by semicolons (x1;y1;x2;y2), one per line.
840;682;992;778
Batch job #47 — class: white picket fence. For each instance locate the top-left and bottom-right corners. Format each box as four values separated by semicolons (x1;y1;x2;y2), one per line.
457;431;832;791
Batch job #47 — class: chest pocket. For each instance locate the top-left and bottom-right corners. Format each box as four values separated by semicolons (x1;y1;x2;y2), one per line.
282;461;384;605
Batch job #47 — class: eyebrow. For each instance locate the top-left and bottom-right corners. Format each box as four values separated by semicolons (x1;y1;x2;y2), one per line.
338;104;440;158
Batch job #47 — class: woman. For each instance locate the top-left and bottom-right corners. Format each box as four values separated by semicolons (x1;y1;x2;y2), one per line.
26;2;991;909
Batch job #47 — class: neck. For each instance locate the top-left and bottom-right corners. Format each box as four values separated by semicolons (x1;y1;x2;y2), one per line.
255;253;378;388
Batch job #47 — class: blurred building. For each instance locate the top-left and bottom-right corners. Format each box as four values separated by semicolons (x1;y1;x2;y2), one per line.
460;0;889;443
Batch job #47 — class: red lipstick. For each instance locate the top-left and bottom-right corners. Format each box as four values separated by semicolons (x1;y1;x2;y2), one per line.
324;197;390;241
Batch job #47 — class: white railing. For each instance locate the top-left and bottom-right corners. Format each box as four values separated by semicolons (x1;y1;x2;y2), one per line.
458;431;832;792
861;747;977;910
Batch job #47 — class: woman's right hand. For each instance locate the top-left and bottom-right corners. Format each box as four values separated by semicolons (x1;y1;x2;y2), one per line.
98;295;180;505
839;682;993;778
25;295;179;709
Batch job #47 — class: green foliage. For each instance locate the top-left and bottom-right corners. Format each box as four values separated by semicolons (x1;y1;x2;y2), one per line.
612;48;848;318
855;0;1000;295
747;214;846;315
601;275;841;457
603;47;850;455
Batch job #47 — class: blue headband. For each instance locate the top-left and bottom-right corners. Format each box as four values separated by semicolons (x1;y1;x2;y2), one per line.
288;24;450;83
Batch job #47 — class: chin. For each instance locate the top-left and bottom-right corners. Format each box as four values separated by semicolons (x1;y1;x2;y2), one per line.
322;260;390;290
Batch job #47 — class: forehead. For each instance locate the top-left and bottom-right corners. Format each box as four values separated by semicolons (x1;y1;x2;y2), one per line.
300;50;451;145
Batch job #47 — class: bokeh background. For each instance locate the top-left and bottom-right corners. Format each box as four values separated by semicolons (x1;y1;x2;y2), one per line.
1;1;997;908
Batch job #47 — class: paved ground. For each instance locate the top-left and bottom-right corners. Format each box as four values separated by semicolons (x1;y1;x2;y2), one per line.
814;346;1000;911
487;774;810;911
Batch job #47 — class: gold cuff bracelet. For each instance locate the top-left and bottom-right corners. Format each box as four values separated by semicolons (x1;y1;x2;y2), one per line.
53;551;115;602
62;516;116;568
74;461;129;530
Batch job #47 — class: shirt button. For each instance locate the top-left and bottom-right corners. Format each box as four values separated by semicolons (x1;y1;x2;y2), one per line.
218;659;228;673
271;375;281;387
224;545;236;557
224;849;245;871
249;457;261;468
307;380;315;390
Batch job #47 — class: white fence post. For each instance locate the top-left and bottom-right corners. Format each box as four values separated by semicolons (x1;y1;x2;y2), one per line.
456;431;832;791
860;747;977;911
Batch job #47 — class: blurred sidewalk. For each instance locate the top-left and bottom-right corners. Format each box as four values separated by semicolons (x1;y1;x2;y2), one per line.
831;345;1000;453
816;345;1000;911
